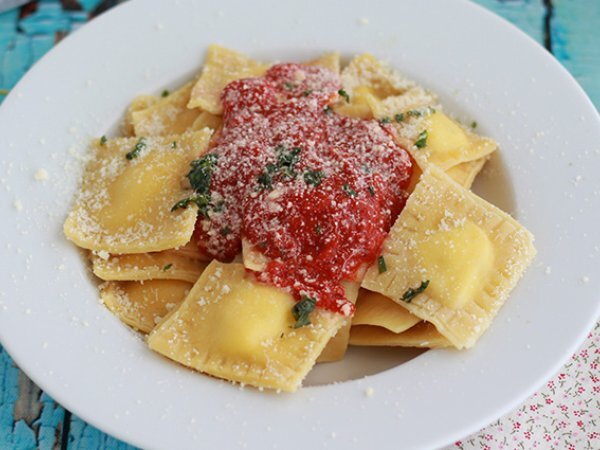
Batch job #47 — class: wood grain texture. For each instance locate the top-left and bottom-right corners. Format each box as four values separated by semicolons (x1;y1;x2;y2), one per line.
0;0;597;449
473;0;546;45
551;0;600;106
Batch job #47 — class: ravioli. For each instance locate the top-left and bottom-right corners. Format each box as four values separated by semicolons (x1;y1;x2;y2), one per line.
147;262;345;392
305;52;341;74
396;110;497;171
188;44;269;114
122;94;158;136
92;243;208;283
349;322;451;348
64;129;212;253
352;289;421;333
361;166;536;349
101;279;192;333
317;281;360;362
445;156;489;189
131;81;204;136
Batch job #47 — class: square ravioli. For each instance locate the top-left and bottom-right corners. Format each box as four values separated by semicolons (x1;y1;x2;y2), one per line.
362;166;536;349
187;44;269;114
92;243;208;283
147;262;345;392
351;289;421;334
394;110;497;171
101;280;192;333
349;322;451;348
64;129;212;254
131;81;204;136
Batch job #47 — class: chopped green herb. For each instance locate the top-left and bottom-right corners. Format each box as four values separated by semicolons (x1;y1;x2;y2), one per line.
100;135;107;146
170;193;211;216
171;141;177;148
277;146;301;177
125;137;147;160
292;295;317;328
161;90;170;97
338;89;350;103
380;117;392;125
187;153;218;192
342;183;357;197
171;193;210;213
283;81;296;90
407;109;422;118
219;226;232;236
162;263;173;271
212;200;225;212
315;224;322;235
368;186;375;196
303;169;325;187
471;121;478;129
324;106;333;115
377;256;387;274
401;280;430;303
302;89;313;97
257;171;273;190
394;113;405;123
414;130;428;149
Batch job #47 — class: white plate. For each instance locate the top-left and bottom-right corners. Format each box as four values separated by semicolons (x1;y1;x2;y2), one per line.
1;0;599;449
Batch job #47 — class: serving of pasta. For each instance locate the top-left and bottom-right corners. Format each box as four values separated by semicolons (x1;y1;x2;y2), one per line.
63;45;536;392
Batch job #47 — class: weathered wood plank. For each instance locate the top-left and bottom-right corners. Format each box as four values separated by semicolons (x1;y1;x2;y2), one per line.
1;347;64;449
473;0;546;45
551;0;600;107
67;415;137;450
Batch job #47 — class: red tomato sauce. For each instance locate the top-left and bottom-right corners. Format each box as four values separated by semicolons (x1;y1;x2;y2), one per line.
193;63;412;315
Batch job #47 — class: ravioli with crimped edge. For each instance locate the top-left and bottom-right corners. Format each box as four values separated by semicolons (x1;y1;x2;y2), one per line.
361;166;536;349
148;262;345;392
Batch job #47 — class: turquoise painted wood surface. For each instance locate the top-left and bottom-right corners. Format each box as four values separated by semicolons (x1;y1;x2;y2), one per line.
0;1;598;449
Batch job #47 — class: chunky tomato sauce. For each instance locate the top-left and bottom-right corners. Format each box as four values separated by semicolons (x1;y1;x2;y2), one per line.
194;63;412;315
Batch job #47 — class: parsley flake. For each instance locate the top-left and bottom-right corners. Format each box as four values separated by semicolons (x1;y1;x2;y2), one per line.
380;117;391;125
471;121;478;129
401;280;430;303
100;135;107;146
170;193;211;216
342;183;357;197
171;141;177;148
219;226;232;236
338;89;350;103
394;113;405;123
162;263;173;271
302;89;313;97
171;154;218;216
292;295;317;328
303;169;325;187
283;81;296;90
377;256;387;274
414;130;428;149
324;106;333;115
187;154;218;192
257;171;273;190
126;137;147;160
161;90;170;97
368;186;375;196
315;224;322;235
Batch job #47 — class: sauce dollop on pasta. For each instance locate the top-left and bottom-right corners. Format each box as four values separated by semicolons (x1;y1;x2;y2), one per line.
194;63;412;315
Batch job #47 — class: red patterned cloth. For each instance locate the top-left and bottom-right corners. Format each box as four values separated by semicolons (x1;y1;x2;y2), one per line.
448;323;600;450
